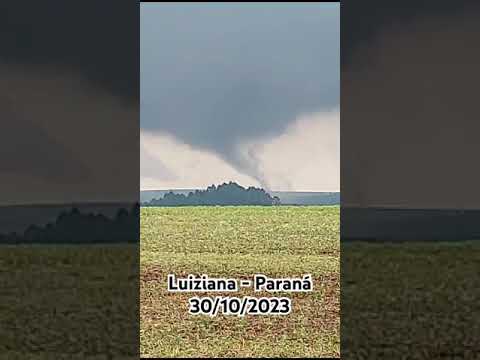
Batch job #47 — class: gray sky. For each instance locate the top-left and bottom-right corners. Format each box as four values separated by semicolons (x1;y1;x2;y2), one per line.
342;5;480;208
0;3;138;205
0;62;138;205
141;3;339;191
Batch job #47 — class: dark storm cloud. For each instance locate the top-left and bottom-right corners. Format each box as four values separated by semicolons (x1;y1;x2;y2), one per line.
342;0;480;208
341;0;471;67
0;3;138;204
141;3;339;185
0;2;138;102
0;96;88;182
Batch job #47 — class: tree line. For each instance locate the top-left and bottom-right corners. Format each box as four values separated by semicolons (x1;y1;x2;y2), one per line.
143;182;281;206
0;204;139;244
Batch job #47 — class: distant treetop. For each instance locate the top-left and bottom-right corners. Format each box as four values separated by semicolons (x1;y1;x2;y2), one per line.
143;182;280;206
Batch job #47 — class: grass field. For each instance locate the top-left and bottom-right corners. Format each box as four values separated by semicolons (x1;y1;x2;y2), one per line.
140;206;340;358
0;244;138;359
341;241;480;359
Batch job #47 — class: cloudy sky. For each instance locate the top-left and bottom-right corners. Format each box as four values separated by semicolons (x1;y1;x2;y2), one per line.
342;1;480;208
141;3;339;192
0;3;138;205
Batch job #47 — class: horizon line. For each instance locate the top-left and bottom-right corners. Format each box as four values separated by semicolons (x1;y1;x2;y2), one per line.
140;188;340;193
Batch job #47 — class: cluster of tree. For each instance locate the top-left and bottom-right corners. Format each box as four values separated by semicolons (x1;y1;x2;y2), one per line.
143;182;281;206
0;204;139;244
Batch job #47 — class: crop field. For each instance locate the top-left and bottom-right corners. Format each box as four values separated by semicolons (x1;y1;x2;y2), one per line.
342;241;480;359
0;244;138;359
140;206;340;358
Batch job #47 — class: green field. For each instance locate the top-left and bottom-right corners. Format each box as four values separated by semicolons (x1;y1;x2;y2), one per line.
0;244;138;359
342;241;480;359
140;206;340;358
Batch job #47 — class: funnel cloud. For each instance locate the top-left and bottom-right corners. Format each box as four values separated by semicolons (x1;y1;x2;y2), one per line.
141;3;339;191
